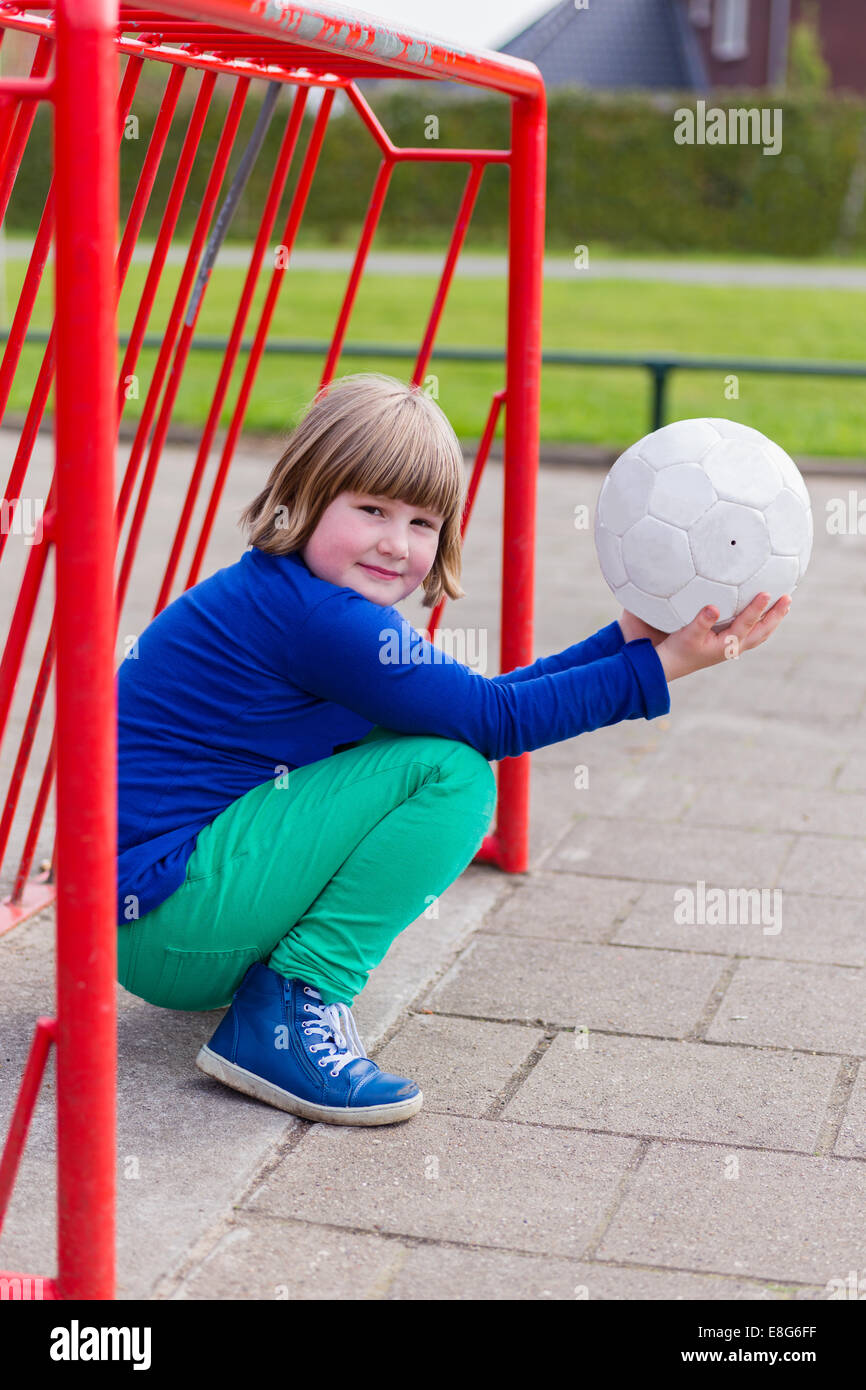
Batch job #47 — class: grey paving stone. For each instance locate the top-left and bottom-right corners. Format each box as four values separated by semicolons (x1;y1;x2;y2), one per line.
682;781;866;840
753;623;864;663
603;771;696;821
527;718;663;774
529;755;693;823
776;833;866;900
423;934;725;1036
684;672;864;724
385;1246;806;1301
174;1214;410;1300
525;764;590;872
176;1215;822;1301
501;1032;840;1152
374;1014;545;1117
180;1215;803;1302
484;871;645;943
835;1066;866;1159
548;817;793;890
612;881;865;967
242;1112;640;1258
705;959;866;1055
349;863;507;1052
598;1141;866;1286
837;755;866;792
649;713;842;790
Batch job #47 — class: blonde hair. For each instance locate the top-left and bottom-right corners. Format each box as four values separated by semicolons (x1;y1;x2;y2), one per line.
238;373;467;608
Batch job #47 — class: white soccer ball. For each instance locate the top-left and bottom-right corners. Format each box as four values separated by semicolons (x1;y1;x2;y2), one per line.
594;418;812;633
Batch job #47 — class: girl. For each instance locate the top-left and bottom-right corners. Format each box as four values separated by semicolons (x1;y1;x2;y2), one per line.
115;372;790;1127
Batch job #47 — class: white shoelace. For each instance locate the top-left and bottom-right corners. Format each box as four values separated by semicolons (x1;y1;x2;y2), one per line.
302;986;368;1077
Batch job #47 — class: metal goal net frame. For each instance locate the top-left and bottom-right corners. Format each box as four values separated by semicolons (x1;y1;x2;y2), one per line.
0;0;546;1299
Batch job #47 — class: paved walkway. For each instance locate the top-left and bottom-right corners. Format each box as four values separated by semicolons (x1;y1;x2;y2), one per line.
0;444;864;1299
6;237;866;288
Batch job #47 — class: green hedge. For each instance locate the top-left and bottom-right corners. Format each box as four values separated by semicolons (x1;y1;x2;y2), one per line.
11;82;866;256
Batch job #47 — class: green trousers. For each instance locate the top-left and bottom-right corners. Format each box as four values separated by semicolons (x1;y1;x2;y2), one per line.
116;726;497;1011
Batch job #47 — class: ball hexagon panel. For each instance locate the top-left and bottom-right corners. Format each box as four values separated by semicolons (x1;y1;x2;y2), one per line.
688;501;771;584
737;553;800;611
621;515;696;597
649;463;716;528
670;575;738;629
634;418;720;471
613;582;680;632
596;451;656;536
702;439;782;509
594;521;628;589
764;489;811;556
762;439;811;507
797;509;814;580
704;418;768;445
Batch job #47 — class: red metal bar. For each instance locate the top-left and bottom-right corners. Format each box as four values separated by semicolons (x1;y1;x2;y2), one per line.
185;87;336;590
344;84;510;164
157;83;313;611
0;75;54;99
0;37;54;222
320;156;394;386
119;78;260;612
1;629;56;898
11;725;56;907
0;191;54;451
425;388;506;642
0;62;141;914
493;91;547;873
0;494;54;751
0;1017;56;1231
113;59;189;483
52;0;118;1301
388;147;510;164
430;386;504;863
116;35;361;82
150;0;547;99
412;162;485;387
344;81;394;155
114;71;239;612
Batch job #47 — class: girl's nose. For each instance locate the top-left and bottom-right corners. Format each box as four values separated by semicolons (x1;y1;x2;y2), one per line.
379;530;409;557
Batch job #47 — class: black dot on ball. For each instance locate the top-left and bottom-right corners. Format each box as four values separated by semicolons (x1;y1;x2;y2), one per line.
730;539;736;545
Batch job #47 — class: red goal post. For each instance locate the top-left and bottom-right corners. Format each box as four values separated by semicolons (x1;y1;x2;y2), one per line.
0;1;546;1299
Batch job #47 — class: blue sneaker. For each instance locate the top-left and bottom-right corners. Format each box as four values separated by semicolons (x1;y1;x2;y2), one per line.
195;962;422;1126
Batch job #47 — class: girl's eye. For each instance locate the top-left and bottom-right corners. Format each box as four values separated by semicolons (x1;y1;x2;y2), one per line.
360;505;437;529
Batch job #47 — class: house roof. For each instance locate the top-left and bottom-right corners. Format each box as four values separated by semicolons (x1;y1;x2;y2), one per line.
498;0;708;91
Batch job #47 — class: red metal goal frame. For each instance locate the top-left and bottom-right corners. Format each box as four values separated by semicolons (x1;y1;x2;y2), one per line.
0;1;546;1299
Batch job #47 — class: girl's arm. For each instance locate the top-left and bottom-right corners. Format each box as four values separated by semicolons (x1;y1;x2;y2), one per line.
490;620;625;686
292;595;669;763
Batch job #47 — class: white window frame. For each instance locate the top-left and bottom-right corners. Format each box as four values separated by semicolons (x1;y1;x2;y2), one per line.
712;0;750;60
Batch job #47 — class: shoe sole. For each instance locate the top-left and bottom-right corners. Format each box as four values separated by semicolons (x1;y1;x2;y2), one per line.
195;1044;423;1126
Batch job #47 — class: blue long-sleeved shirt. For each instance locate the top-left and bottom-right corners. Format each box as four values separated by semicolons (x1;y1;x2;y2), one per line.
116;546;670;925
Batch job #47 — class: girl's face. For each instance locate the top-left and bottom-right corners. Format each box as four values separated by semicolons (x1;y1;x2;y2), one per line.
301;490;444;606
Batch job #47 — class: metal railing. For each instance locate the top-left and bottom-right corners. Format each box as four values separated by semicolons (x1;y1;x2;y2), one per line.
9;331;859;436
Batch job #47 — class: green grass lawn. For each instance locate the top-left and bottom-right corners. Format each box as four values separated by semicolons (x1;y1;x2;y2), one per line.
5;256;866;456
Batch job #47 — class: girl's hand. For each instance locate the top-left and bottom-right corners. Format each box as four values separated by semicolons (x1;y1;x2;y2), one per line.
656;592;792;682
618;609;668;647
